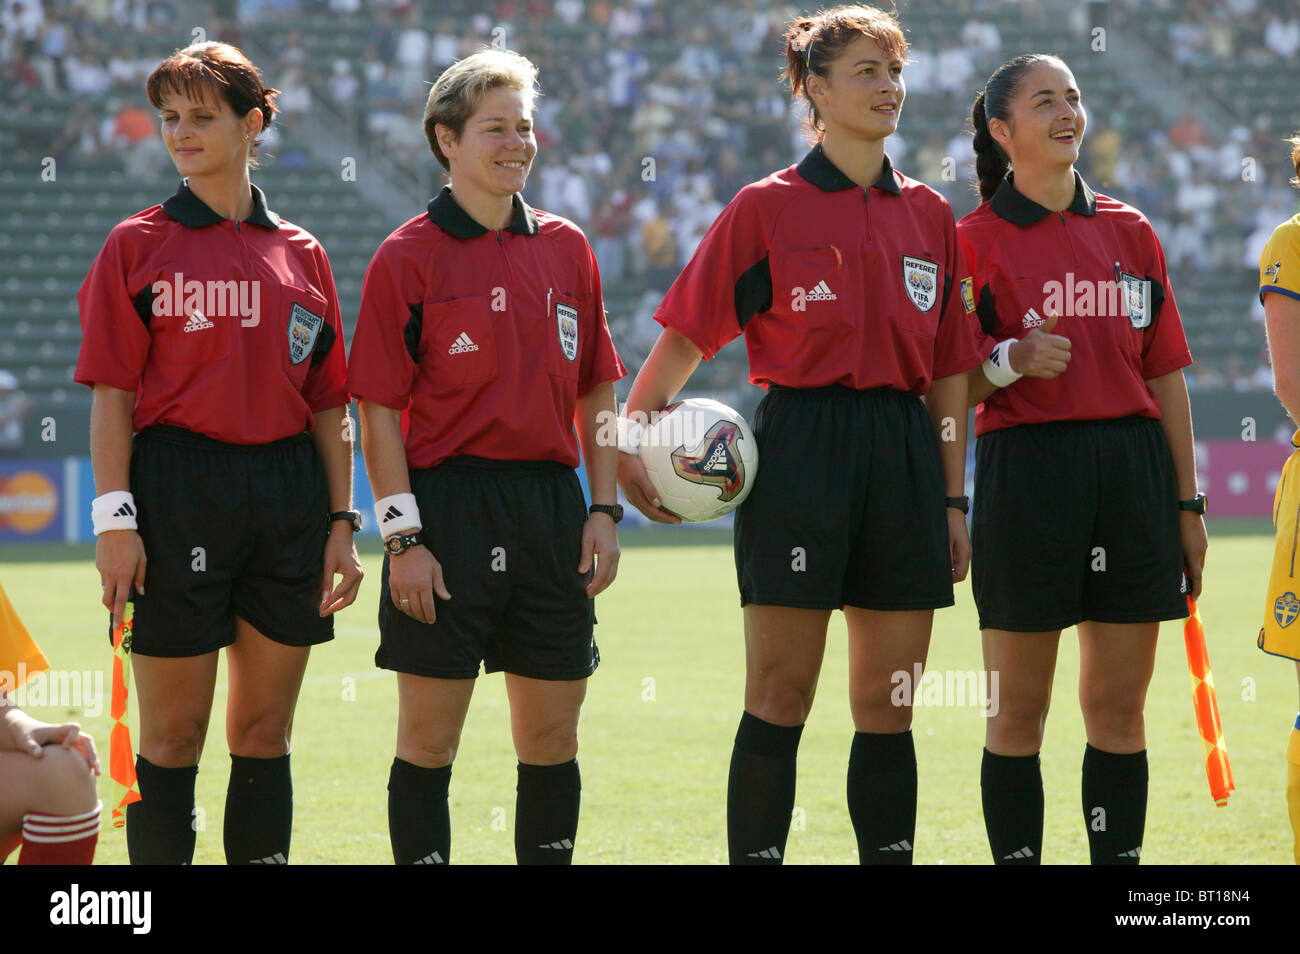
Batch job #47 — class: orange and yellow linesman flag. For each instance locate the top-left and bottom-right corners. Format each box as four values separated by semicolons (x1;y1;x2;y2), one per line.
0;583;48;689
1184;597;1234;807
109;610;141;827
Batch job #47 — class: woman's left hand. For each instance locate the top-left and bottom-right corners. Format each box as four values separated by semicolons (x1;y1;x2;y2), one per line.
7;714;101;776
579;513;620;598
320;528;364;615
1181;512;1208;601
948;508;972;583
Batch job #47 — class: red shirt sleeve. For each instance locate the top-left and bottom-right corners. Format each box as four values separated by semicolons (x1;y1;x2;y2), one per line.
301;242;350;413
577;237;626;397
1138;221;1193;380
932;210;993;379
347;236;419;410
653;187;769;360
74;225;151;391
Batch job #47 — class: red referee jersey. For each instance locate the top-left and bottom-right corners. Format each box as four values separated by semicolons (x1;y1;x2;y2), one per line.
346;187;625;470
958;173;1192;436
653;145;988;393
74;180;349;443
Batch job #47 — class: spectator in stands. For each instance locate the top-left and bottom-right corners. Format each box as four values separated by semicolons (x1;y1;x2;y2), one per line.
0;370;32;454
1265;11;1300;61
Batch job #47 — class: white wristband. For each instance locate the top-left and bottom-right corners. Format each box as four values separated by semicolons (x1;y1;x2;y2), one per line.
92;491;138;535
982;339;1023;389
616;415;645;455
374;493;421;538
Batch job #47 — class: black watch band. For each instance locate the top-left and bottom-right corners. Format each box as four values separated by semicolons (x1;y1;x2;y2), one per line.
946;496;970;515
1178;493;1208;515
329;509;362;533
589;504;624;524
384;531;424;555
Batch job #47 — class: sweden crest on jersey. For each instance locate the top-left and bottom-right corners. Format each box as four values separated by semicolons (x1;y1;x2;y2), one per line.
901;256;938;313
556;301;578;362
288;303;323;365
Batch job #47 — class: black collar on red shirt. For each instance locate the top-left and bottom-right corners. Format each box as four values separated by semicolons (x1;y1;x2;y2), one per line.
160;178;281;229
796;143;901;195
426;185;539;238
989;171;1097;226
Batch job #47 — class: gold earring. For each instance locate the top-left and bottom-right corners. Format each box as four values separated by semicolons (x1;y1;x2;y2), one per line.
243;134;250;141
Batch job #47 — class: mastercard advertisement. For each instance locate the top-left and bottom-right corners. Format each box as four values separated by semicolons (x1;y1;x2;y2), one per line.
0;460;62;542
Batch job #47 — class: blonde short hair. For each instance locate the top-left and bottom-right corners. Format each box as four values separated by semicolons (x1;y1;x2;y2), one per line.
423;48;540;170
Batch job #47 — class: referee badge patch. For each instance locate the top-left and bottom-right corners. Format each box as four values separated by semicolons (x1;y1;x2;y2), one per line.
1118;271;1151;329
288;302;324;365
556;301;579;362
901;256;939;313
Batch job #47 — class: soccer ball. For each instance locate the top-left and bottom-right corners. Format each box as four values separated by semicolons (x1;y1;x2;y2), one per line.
638;398;758;522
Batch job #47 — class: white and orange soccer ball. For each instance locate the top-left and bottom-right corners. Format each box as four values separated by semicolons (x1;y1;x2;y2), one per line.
638;398;758;522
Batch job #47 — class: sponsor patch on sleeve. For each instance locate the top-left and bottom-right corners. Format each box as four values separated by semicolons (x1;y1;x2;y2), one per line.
960;277;975;314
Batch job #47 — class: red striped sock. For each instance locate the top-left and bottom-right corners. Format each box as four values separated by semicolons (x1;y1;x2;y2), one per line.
18;802;101;865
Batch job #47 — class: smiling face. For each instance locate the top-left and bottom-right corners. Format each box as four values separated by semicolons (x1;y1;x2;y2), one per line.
806;33;904;143
158;85;260;178
992;61;1085;172
437;85;536;198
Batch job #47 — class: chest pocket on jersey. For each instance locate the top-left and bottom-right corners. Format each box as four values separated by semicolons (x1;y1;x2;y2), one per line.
279;284;332;388
769;247;853;334
547;292;582;383
144;270;234;366
899;253;942;338
421;295;499;387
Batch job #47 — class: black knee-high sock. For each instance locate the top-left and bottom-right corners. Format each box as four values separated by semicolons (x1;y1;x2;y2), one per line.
223;753;292;865
847;730;917;865
1082;744;1147;865
981;749;1043;865
514;760;581;865
126;756;198;865
387;758;452;865
728;712;803;865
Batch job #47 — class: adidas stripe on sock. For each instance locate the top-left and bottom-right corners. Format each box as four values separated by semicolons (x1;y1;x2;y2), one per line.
981;749;1043;865
1082;744;1148;865
728;712;803;865
19;802;101;865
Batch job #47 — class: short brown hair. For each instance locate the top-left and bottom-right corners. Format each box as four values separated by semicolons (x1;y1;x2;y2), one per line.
146;42;279;162
423;48;540;171
783;5;908;142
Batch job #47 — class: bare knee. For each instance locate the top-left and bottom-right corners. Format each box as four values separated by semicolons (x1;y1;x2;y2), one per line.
32;746;99;815
228;711;292;758
514;718;578;765
1080;686;1146;750
397;726;462;768
142;715;207;767
852;693;912;733
986;695;1051;755
746;680;815;726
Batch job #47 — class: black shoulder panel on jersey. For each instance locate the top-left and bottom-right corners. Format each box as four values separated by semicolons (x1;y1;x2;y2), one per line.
976;284;997;336
734;253;772;332
403;303;422;363
1146;274;1167;320
940;272;953;319
133;286;153;331
310;322;336;366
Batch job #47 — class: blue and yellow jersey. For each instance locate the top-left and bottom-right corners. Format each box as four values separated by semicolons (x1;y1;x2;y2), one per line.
1260;213;1300;305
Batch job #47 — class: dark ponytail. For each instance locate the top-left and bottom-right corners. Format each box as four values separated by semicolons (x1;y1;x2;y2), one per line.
971;53;1068;201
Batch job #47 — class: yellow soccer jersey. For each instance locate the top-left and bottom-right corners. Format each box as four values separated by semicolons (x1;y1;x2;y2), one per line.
1261;214;1300;305
0;583;48;692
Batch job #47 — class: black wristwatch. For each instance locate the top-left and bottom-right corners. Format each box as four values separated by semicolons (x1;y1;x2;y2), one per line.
384;531;424;555
1178;493;1208;515
329;509;362;533
589;504;624;524
946;496;970;515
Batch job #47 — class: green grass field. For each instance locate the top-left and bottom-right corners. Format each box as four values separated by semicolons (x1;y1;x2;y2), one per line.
2;523;1297;865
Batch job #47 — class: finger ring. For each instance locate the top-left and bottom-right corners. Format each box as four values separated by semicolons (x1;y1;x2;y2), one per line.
401;598;409;605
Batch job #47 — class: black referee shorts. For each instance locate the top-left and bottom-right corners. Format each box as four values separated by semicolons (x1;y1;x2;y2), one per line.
128;424;332;657
972;415;1186;632
735;385;953;611
376;457;597;681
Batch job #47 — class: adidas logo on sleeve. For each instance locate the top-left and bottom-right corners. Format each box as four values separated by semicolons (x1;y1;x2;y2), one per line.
448;332;480;355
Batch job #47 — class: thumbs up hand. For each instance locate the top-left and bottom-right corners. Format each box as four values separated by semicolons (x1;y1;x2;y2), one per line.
1009;311;1071;379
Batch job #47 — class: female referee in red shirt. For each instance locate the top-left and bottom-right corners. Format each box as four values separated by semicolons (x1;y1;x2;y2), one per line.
619;5;1059;865
348;48;624;866
960;54;1206;864
75;42;363;864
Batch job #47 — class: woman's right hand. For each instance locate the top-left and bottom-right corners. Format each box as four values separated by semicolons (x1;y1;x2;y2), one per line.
389;544;451;625
1008;311;1071;379
617;451;681;524
96;529;146;626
